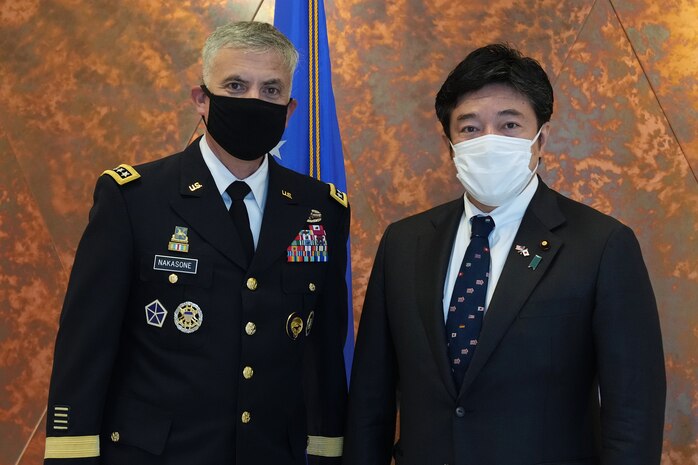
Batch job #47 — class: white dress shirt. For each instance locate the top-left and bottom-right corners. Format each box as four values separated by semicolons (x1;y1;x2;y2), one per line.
199;135;268;249
442;176;539;321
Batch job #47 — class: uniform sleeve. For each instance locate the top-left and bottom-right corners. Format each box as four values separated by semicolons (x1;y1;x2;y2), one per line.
593;224;666;465
45;176;134;463
342;226;398;465
305;201;351;465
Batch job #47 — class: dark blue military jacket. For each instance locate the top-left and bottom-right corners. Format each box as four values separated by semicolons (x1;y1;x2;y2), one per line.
45;139;350;464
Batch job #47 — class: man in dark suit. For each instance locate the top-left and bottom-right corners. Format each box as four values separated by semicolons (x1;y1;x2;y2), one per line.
44;21;349;464
344;44;665;465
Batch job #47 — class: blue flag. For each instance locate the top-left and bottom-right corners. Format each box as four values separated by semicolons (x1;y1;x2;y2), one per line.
273;0;354;380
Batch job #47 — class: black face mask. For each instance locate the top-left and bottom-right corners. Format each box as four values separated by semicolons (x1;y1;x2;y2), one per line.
201;85;290;161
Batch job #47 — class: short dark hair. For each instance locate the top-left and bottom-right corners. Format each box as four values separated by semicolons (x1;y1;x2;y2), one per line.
435;43;554;137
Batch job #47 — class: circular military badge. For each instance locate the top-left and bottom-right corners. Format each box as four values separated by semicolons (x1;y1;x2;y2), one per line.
286;312;304;340
174;301;203;333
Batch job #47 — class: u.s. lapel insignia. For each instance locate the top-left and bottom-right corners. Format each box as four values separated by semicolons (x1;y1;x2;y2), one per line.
145;300;168;328
528;254;543;270
282;189;293;200
515;245;530;257
168;226;190;253
173;301;203;333
286;312;304;340
188;181;203;192
305;311;315;336
307;209;322;223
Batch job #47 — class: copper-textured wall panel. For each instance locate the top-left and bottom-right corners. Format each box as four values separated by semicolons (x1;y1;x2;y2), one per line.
0;130;67;463
612;0;698;177
1;0;697;462
545;2;698;458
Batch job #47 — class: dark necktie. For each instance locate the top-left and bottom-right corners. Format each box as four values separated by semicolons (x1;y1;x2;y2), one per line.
226;181;254;266
445;215;495;388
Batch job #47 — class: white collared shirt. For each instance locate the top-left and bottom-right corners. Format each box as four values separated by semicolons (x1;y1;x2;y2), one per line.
442;176;539;321
199;135;269;248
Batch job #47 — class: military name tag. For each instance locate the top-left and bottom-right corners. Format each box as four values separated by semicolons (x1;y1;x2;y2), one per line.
153;255;198;274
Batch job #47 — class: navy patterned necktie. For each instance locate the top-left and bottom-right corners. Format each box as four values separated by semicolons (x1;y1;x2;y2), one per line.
226;181;254;266
446;215;495;388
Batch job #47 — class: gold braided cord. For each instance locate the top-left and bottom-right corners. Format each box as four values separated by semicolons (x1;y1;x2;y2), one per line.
313;0;321;180
308;0;315;178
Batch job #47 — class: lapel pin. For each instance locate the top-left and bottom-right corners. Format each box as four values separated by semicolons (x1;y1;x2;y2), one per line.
168;226;190;253
188;182;203;192
528;254;543;270
540;240;551;251
281;189;293;199
515;245;530;257
307;209;322;223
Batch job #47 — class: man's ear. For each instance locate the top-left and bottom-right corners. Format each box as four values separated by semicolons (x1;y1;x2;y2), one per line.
537;122;551;152
285;98;298;127
191;85;208;118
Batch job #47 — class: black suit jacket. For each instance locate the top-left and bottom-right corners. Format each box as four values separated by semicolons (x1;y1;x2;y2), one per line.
344;180;665;465
45;139;350;464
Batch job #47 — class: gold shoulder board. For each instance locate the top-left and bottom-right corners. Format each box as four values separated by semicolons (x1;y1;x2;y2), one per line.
102;164;141;185
328;183;348;208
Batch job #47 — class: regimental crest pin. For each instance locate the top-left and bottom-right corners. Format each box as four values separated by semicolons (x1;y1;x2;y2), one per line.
168;226;190;253
286;312;304;340
515;245;530;257
307;209;322;223
174;301;203;333
145;300;168;328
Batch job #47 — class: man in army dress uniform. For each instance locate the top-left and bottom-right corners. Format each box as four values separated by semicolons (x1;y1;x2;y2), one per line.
44;21;350;464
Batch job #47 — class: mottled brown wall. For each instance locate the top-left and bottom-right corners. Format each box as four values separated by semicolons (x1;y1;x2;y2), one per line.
0;0;696;463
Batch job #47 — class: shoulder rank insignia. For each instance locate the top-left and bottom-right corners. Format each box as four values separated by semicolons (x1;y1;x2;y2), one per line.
328;183;348;208
102;164;141;185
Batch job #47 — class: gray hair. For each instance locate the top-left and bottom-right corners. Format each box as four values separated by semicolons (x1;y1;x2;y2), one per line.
202;21;299;85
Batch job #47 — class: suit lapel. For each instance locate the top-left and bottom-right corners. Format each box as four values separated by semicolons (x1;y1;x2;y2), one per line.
459;181;565;397
251;157;308;273
416;199;464;400
169;142;249;270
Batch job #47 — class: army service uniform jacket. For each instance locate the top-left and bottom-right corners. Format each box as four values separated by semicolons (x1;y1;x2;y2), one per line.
45;139;350;464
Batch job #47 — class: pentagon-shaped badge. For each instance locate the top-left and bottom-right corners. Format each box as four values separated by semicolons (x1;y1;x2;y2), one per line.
145;300;168;328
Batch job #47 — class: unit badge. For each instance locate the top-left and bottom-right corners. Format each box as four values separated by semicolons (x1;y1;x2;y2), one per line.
168;226;190;253
286;312;304;340
174;301;203;333
145;300;168;328
306;209;322;223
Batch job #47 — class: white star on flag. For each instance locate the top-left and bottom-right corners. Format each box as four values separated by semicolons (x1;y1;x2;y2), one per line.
269;140;287;159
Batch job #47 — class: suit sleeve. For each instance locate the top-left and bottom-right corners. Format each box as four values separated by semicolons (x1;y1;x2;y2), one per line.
343;226;398;465
305;201;351;465
45;176;134;463
593;224;666;464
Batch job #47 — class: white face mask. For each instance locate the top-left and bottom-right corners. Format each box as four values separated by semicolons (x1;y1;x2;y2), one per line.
450;127;542;208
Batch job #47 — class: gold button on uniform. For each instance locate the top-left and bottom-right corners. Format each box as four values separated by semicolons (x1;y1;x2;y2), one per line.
241;411;251;423
110;432;120;443
246;277;258;291
308;282;316;292
168;273;178;284
245;322;256;335
242;366;254;379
